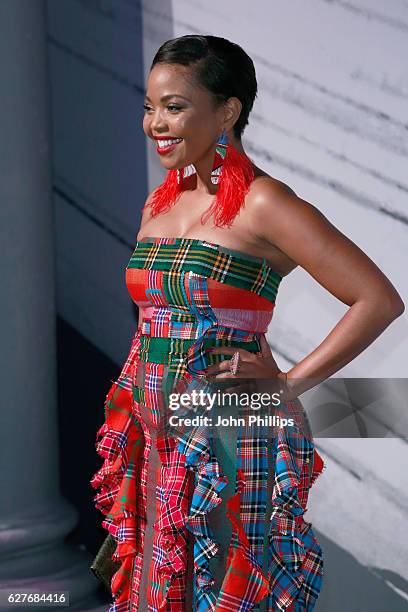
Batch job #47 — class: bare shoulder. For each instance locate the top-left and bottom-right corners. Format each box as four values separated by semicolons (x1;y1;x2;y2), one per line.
250;173;298;199
248;173;317;218
246;173;328;243
246;172;404;313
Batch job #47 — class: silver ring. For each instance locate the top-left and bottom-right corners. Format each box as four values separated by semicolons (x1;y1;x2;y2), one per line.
229;351;241;376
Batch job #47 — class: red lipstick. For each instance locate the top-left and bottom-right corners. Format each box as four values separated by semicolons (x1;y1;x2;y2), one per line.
154;137;183;156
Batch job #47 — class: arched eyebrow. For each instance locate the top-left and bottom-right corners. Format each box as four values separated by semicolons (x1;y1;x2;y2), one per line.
144;94;191;103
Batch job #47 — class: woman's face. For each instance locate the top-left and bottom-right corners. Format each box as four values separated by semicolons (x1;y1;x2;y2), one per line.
143;63;224;170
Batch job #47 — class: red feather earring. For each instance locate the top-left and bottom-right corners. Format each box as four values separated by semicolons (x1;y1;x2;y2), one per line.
147;129;255;227
144;166;180;216
201;129;255;227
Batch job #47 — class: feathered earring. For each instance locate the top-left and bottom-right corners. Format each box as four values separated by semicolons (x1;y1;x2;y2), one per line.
144;166;181;216
201;129;255;227
144;160;196;217
147;129;254;227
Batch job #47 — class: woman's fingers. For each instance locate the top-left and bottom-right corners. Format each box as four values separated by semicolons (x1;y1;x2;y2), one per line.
205;359;232;376
206;346;253;359
223;381;252;395
259;333;272;358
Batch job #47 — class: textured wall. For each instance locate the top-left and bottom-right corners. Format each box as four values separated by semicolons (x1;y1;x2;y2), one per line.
47;0;148;363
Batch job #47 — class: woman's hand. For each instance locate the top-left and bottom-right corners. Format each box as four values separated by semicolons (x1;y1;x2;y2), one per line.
204;334;287;381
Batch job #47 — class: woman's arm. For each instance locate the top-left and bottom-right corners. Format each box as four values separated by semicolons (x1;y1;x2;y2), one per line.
135;191;156;331
249;179;405;397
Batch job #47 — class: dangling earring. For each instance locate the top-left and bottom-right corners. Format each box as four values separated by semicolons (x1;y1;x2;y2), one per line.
144;166;181;217
145;157;196;217
146;129;254;227
201;129;255;228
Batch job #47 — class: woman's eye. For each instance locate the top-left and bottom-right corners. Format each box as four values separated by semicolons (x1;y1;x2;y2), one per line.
143;104;182;113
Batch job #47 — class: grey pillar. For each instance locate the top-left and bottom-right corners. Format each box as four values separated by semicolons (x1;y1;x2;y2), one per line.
0;2;104;610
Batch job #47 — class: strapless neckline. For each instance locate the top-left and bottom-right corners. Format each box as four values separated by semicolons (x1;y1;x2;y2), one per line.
137;235;283;280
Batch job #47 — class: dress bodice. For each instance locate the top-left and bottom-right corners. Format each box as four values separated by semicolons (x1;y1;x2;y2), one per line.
126;235;282;307
125;236;283;378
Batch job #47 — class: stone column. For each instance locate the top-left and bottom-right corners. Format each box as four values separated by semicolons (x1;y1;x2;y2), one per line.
0;2;105;609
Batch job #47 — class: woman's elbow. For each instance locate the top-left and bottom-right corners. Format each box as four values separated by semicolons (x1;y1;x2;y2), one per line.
359;288;405;322
384;291;405;320
393;297;405;317
374;275;405;320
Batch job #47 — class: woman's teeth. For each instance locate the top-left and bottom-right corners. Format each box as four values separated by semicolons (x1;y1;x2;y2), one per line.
157;138;183;148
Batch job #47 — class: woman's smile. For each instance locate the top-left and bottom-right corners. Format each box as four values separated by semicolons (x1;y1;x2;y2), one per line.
155;137;184;155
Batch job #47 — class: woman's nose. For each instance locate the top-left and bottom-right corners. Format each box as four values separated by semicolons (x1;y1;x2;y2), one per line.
149;109;167;131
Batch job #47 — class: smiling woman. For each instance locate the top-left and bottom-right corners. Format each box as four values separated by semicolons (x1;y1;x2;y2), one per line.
90;34;404;612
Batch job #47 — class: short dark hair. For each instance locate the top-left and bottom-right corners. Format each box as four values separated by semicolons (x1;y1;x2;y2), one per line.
150;35;258;139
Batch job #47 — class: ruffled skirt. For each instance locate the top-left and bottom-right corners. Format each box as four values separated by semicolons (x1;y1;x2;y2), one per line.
90;329;326;611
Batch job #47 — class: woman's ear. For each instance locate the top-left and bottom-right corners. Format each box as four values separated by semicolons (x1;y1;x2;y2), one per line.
223;97;242;132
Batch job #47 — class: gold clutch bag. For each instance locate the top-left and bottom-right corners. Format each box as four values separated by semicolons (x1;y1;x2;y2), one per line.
90;534;121;592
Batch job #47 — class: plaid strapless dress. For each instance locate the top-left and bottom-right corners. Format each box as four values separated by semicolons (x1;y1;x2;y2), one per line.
90;236;326;612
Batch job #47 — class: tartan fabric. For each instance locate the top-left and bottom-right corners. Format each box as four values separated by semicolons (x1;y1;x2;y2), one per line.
126;237;282;304
90;236;326;611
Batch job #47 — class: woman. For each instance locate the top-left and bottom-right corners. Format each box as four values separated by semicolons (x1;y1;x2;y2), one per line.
90;35;404;611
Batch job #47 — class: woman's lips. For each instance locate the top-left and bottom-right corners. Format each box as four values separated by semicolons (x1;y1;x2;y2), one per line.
156;139;183;155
